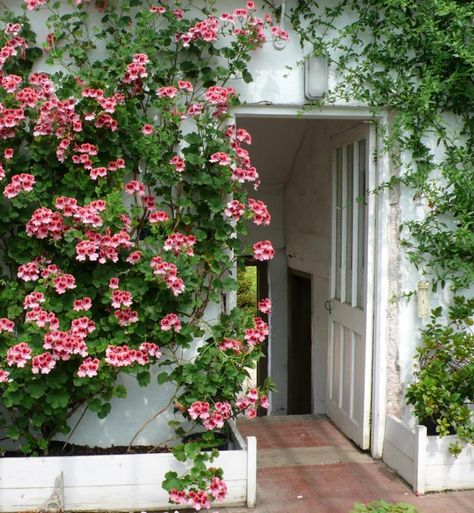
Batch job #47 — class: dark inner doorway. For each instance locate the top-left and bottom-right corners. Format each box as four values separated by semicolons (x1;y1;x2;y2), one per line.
288;269;312;414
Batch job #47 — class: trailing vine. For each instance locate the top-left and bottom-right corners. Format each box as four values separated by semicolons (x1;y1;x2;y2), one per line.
274;0;474;448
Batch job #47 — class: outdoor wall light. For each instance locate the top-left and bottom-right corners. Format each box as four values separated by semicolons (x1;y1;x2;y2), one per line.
304;55;329;99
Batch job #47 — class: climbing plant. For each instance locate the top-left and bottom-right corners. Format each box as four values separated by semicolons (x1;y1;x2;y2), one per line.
268;0;474;448
0;0;283;508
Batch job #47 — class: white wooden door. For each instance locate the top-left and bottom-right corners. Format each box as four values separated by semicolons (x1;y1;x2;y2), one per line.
327;125;374;450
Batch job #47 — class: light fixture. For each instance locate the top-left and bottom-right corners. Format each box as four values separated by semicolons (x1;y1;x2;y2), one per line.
304;55;329;99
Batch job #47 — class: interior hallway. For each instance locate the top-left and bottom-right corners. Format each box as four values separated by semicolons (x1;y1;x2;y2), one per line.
223;416;474;513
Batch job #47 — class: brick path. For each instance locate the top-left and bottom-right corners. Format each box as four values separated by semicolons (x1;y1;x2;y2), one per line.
222;415;474;513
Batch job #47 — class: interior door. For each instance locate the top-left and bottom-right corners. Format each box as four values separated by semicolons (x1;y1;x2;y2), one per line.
327;125;373;450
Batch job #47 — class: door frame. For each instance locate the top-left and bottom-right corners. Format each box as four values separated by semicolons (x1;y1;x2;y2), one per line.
232;106;391;458
287;268;313;414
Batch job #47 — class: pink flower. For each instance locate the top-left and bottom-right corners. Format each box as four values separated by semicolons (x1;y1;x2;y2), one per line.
157;86;178;98
169;155;185;172
52;273;76;294
260;395;270;409
126;251;142;264
160;313;181;332
141;195;156;210
248;198;271;225
247;388;259;402
142;123;154;135
90;167;107;180
178;80;193;93
209;152;231;166
188;400;210;420
0;318;15;333
209;477;227;500
114;308;139;326
0;369;10;383
187;490;211;511
169;489;187;505
224;200;245;221
111;289;133;309
17;261;40;281
258;298;272;314
109;277;120;289
23;291;45;309
73;297;92;311
164;232;196;256
219;337;242;352
245;406;257;419
4;148;13;159
31;352;56;374
253;240;275;261
24;0;48;10
6;342;32;368
139;342;161;358
77;357;100;377
125;180;145;196
149;210;169;224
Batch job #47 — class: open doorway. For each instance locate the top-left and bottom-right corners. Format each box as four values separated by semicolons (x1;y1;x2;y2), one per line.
237;260;269;414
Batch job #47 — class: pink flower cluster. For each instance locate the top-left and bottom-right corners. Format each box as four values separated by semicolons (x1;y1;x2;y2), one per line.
188;400;232;430
43;330;88;361
105;342;160;367
258;297;272;314
160;313;182;332
6;342;32;367
114;308;139;327
150;256;185;296
248;198;271;225
0;318;15;333
23;291;45;309
164;232;196;256
3;173;35;199
123;53;149;84
25;307;59;330
77;357;100;377
24;0;48;10
209;476;228;500
244;317;269;347
252;240;275;261
26;207;64;240
170;489;212;511
169;155;185;172
111;289;133;309
149;210;169;224
224;199;245;221
31;352;56;374
73;297;92;311
75;229;132;264
236;387;269;418
219;337;243;353
209;152;231;166
52;273;76;294
0;369;10;383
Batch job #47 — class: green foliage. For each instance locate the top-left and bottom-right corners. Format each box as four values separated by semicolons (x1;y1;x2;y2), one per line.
406;297;474;454
237;265;258;316
351;501;419;513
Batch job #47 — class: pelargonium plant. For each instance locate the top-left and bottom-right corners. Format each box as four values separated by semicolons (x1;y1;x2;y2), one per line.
0;0;286;509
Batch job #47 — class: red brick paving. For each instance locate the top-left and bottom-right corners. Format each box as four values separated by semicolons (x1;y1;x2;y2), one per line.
222;416;474;513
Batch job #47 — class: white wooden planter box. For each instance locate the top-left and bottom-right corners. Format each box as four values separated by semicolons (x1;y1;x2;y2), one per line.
0;422;256;512
383;414;474;494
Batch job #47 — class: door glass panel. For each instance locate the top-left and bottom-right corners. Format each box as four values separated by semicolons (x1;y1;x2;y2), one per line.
335;147;343;300
357;139;366;308
345;143;353;305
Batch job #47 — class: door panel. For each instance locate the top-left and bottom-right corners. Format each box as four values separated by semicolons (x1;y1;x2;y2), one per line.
328;125;372;450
